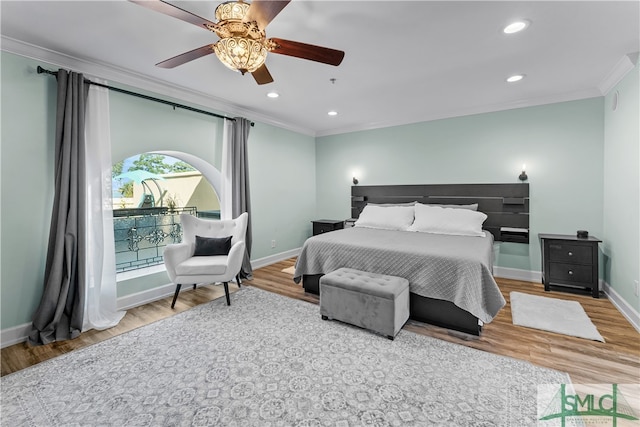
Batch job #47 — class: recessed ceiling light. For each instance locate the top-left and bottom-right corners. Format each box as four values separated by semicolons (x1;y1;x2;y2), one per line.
266;91;279;98
328;111;338;116
506;74;525;83
503;20;530;34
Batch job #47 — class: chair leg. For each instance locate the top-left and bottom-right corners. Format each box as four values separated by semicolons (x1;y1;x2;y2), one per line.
223;282;230;306
171;284;182;309
236;274;242;288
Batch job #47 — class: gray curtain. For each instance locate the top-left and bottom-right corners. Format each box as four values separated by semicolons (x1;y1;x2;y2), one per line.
29;69;89;345
231;117;253;279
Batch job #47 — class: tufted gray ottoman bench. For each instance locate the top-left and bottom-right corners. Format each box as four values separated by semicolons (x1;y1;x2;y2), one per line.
320;267;410;340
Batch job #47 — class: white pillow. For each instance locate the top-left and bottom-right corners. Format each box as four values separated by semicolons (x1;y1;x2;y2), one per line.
408;203;487;237
354;205;415;231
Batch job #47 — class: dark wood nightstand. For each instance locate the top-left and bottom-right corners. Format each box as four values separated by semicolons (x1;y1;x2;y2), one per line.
539;233;602;298
312;220;344;236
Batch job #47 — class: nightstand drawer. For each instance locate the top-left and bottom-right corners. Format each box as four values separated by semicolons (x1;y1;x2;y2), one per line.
313;223;336;235
549;262;593;284
312;220;344;236
548;243;593;264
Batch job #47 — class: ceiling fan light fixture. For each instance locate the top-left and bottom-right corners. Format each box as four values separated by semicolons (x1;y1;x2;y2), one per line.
132;0;345;84
215;1;250;21
214;37;268;74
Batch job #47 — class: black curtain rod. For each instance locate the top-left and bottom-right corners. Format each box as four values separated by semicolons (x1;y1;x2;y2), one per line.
37;66;253;125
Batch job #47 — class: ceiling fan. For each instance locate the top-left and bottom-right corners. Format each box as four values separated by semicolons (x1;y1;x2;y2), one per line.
130;0;345;85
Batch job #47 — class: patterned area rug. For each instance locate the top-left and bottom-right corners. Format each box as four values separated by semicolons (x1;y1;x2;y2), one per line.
3;287;569;426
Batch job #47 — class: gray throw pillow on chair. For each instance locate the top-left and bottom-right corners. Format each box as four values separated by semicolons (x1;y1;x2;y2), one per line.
193;235;232;256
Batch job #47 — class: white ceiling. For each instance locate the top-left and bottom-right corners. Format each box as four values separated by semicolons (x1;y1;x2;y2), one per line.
2;1;639;136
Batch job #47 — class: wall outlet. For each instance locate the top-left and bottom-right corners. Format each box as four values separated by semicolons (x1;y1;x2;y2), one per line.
634;280;639;297
271;240;276;248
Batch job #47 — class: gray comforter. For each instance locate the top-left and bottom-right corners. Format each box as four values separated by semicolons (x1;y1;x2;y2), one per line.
294;227;505;323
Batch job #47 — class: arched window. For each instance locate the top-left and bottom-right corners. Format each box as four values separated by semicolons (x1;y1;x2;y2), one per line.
112;153;221;272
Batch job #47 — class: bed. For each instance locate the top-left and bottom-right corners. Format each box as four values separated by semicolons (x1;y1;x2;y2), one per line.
295;183;530;335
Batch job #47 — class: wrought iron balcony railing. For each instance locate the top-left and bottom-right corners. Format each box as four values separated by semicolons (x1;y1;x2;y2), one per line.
113;207;198;272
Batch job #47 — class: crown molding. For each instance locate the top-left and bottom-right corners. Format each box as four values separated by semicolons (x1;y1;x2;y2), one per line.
315;89;602;138
1;36;315;137
597;53;638;96
4;36;627;140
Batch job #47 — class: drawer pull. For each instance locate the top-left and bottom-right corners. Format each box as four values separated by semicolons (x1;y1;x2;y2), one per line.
568;270;573;275
567;251;573;256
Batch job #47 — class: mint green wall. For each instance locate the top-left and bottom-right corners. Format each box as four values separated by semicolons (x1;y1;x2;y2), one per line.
603;60;640;312
248;123;316;259
1;53;56;331
109;89;224;168
316;98;605;273
0;51;316;329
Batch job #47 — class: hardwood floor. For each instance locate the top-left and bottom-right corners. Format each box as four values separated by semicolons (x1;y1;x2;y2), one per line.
251;259;640;385
0;283;240;376
3;258;639;386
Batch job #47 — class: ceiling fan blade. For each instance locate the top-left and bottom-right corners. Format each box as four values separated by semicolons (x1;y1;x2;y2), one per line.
156;44;216;68
129;0;216;30
252;64;274;85
244;0;290;29
269;38;344;66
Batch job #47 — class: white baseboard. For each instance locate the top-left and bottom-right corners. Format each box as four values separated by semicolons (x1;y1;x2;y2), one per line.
603;280;640;333
0;284;177;349
117;247;303;310
1;322;32;349
251;247;301;270
116;247;303;311
493;266;541;283
1;248;302;348
4;261;638;348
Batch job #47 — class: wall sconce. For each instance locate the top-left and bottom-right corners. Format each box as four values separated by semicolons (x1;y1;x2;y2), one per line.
352;176;359;185
518;164;528;182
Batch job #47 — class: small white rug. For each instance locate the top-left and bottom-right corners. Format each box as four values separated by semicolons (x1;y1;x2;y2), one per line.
510;292;605;342
281;266;295;275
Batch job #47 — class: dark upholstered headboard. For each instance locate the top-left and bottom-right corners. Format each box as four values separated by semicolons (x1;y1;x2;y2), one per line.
351;183;530;243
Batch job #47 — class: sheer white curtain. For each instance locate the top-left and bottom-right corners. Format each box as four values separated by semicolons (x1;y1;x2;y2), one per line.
83;80;126;331
220;118;234;220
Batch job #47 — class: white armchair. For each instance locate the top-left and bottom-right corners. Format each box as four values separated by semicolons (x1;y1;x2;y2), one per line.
164;213;248;308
